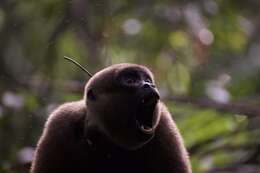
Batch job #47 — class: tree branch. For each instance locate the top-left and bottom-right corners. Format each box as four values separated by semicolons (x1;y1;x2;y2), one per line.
204;164;260;173
166;96;260;118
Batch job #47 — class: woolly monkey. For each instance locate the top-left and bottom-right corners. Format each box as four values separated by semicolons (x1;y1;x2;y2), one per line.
31;63;192;173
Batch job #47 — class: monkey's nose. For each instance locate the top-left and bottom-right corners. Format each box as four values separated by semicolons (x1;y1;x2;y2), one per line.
141;81;155;89
140;83;160;104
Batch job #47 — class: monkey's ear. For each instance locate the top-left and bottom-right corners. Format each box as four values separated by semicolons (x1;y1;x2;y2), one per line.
87;89;96;101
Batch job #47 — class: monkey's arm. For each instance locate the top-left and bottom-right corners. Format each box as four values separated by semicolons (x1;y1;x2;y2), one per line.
143;103;192;173
30;101;86;173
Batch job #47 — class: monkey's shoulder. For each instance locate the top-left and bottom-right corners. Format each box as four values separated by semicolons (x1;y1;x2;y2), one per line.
43;100;87;138
150;102;185;152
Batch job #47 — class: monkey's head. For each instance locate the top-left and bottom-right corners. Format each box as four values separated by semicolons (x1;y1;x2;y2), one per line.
84;63;160;150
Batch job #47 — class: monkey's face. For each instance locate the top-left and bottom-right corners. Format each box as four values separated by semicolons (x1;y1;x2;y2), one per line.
85;64;160;150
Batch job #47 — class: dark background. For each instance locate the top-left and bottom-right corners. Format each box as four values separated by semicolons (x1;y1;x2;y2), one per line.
1;0;260;173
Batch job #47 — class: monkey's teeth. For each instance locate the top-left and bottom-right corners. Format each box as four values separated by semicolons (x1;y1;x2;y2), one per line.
140;125;153;134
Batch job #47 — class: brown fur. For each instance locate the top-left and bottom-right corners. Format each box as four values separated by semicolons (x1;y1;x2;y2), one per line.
31;63;192;173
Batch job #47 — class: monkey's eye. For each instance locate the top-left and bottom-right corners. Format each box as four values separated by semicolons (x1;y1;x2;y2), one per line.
125;78;136;85
118;71;142;87
121;74;141;87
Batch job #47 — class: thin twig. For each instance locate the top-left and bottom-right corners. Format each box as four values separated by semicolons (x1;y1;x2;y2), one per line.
64;56;93;77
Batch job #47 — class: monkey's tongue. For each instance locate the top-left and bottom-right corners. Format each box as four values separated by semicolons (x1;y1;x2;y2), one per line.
136;119;154;134
140;125;154;134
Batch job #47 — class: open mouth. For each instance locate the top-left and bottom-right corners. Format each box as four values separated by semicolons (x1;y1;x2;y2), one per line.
135;92;159;135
